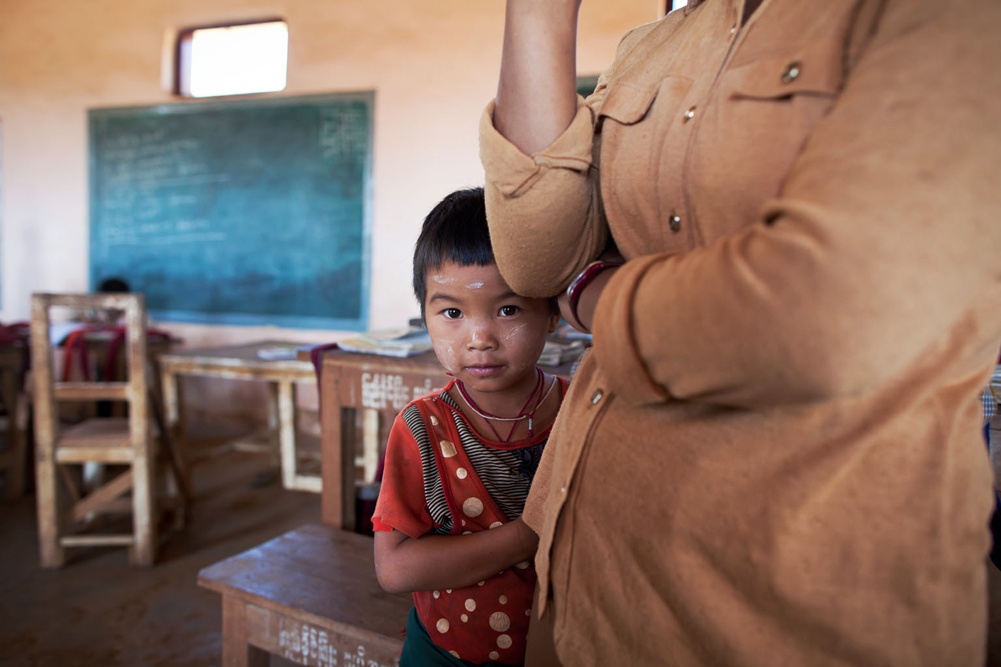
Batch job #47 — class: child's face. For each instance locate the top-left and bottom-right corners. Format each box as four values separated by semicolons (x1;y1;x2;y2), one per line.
424;261;558;396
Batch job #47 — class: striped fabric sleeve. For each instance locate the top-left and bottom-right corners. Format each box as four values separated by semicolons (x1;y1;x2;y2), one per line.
983;387;995;426
370;405;439;539
372;390;553;538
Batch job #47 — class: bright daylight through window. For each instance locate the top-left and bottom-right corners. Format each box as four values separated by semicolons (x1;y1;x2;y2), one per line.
176;20;288;98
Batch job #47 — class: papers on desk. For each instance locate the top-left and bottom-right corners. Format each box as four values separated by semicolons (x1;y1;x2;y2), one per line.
553;321;593;342
338;327;434;358
334;327;586;364
256;345;305;361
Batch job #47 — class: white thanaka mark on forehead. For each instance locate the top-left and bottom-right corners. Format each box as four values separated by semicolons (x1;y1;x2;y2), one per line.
432;274;455;285
465;282;484;289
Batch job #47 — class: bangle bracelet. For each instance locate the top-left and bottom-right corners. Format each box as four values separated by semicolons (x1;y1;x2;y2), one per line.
565;260;621;333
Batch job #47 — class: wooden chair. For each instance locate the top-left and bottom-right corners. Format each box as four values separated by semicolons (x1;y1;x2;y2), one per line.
30;292;186;567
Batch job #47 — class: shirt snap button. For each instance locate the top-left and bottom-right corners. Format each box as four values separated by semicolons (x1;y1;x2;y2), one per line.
590;389;603;404
669;215;682;233
781;61;802;84
683;106;697;122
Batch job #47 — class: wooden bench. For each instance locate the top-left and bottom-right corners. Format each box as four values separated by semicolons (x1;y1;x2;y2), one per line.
198;523;411;666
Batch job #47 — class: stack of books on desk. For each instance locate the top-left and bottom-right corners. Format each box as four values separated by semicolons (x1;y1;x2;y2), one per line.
338;327;433;358
538;339;586;367
336;326;587;364
256;344;306;361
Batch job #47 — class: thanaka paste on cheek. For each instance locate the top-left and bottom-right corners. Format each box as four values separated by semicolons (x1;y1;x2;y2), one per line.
503;323;529;342
434;340;459;372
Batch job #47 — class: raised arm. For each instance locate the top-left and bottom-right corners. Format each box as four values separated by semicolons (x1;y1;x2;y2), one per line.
494;0;582;155
373;519;538;595
484;0;621;297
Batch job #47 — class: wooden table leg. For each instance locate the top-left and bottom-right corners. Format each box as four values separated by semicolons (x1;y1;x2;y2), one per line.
0;362;25;499
279;379;321;494
361;408;381;483
222;595;270;667
266;382;280;467
152;365;191;509
278;380;296;490
161;369;185;463
321;367;357;530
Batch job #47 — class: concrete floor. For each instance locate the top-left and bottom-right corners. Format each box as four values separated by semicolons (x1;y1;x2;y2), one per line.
0;439;320;667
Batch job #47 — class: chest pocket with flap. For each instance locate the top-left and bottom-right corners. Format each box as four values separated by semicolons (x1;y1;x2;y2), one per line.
593;76;695;257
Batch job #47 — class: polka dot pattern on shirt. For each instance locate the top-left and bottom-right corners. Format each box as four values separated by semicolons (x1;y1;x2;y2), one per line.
463;497;484;517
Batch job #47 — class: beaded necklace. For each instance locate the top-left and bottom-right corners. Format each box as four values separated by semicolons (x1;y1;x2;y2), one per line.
455;367;557;442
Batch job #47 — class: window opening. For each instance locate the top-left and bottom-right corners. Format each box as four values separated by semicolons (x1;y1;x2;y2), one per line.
175;19;288;98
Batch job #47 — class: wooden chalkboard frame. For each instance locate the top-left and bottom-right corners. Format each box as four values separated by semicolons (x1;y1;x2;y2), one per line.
88;92;374;331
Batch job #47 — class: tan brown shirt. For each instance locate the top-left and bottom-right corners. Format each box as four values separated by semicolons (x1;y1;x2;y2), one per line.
480;0;1001;664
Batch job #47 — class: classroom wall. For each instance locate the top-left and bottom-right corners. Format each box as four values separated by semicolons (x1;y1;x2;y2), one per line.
0;0;662;426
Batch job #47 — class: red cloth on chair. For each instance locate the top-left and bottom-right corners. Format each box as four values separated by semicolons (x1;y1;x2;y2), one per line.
61;326;172;383
60;326;111;382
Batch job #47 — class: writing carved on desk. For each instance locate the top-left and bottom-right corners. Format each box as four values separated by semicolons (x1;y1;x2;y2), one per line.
278;617;396;667
361;372;437;411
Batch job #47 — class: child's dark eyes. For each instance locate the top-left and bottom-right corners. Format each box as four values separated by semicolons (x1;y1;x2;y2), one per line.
438;305;520;319
498;305;521;317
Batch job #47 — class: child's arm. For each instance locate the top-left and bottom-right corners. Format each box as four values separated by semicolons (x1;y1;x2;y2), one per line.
374;517;538;595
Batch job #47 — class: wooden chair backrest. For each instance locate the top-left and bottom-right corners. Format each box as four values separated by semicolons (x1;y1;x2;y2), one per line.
30;293;150;449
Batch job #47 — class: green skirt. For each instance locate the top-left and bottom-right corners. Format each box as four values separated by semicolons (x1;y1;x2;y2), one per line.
401;607;517;667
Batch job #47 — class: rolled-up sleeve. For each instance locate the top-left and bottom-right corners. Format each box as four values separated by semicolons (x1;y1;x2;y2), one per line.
592;2;1001;408
480;97;608;298
479;20;667;298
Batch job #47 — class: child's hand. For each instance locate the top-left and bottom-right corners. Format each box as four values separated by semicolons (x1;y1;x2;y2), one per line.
508;517;540;563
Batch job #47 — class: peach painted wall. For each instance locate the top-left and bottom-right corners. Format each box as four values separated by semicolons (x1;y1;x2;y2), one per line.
0;0;662;425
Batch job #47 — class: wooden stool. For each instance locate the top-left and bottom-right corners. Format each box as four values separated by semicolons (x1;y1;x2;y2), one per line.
198;523;411;667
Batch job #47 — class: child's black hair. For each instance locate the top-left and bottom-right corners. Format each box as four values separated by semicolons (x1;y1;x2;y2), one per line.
413;187;559;321
97;277;130;293
413;188;495;320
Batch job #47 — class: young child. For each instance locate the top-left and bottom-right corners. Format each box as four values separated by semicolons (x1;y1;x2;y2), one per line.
372;187;567;666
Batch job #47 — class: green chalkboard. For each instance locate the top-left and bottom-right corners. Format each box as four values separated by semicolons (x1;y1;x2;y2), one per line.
577;75;600;98
88;92;373;330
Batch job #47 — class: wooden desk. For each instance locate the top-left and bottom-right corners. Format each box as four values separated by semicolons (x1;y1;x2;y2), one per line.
0;342;27;499
160;341;320;493
198;523;411;667
318;349;578;530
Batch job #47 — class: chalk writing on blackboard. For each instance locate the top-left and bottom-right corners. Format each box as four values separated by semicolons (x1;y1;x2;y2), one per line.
89;93;373;330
